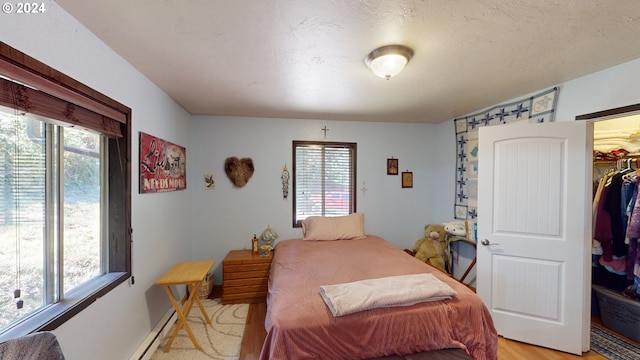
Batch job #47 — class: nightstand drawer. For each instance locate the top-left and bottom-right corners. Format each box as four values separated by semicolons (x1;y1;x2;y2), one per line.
222;249;273;304
223;283;268;295
224;277;268;288
223;267;270;280
223;262;270;273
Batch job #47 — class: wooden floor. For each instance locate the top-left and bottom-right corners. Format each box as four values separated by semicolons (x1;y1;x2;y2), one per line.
211;286;634;360
239;302;268;360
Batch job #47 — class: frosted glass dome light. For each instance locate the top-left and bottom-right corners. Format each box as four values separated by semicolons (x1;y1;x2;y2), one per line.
365;45;414;80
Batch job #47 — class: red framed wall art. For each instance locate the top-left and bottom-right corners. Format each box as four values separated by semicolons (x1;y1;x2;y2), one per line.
139;132;186;193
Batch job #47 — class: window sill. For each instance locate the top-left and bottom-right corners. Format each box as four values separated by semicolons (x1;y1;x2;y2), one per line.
0;272;129;342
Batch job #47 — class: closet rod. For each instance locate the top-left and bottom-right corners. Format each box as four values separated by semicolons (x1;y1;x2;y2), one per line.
594;155;640;169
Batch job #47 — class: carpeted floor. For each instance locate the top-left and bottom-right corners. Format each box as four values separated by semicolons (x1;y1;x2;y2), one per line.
151;298;248;360
591;323;640;360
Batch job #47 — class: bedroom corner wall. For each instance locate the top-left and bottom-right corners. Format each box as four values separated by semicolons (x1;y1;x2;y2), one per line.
1;3;192;360
189;116;440;284
431;120;457;224
554;57;640;123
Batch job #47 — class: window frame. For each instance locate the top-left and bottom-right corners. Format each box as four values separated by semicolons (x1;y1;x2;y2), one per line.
0;42;131;340
292;140;357;227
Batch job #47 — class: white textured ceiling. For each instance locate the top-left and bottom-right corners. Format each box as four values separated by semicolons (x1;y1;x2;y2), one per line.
57;0;640;123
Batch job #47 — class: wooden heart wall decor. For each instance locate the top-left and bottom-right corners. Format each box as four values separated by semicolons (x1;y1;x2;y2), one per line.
224;157;254;187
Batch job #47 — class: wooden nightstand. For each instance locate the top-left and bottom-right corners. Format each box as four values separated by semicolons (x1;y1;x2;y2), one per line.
222;250;272;304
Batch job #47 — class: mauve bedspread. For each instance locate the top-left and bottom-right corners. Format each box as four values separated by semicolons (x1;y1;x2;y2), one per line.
260;236;498;360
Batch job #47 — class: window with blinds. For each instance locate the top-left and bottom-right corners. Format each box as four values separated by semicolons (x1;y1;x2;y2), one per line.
293;141;356;227
0;41;131;340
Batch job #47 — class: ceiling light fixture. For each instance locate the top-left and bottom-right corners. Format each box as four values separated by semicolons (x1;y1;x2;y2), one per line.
365;45;414;80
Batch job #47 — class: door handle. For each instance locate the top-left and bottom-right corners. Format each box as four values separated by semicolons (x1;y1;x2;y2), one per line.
480;239;499;246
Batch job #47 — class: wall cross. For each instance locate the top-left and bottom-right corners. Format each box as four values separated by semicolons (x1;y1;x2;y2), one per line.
360;181;368;196
322;126;330;138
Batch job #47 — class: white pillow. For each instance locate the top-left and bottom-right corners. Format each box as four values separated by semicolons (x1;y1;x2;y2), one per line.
302;213;365;240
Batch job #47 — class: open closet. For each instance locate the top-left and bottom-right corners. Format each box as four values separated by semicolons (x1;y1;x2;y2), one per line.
592;115;640;343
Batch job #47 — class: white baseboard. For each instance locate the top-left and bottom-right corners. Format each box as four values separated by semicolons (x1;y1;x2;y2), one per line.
129;308;177;360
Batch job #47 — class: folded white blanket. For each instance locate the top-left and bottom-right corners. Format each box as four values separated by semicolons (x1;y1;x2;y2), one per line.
319;273;457;317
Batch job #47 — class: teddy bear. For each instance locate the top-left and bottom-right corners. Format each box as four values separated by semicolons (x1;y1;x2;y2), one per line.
412;224;447;273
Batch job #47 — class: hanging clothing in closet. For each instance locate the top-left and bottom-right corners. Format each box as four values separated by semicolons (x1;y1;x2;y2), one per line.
593;123;640;300
594;164;631;261
622;170;640;300
592;160;635;292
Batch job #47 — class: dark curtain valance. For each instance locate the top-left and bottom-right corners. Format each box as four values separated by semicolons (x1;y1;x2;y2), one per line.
0;76;122;138
0;42;127;138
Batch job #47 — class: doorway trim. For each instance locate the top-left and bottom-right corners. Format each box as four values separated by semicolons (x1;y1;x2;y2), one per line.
576;103;640;121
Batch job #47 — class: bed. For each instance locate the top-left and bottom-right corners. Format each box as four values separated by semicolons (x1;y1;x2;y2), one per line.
259;215;498;360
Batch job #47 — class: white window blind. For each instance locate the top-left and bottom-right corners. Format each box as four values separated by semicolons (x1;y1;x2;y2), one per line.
293;141;356;226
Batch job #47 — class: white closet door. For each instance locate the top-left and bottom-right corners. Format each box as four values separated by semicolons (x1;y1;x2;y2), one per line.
477;120;592;355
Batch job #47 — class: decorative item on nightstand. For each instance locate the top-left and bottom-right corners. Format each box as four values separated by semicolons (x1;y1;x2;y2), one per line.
252;234;259;254
260;225;278;256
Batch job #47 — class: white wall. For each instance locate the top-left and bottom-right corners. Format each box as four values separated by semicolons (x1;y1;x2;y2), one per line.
1;4;192;360
190;116;440;284
432;120;457;224
555;58;640;123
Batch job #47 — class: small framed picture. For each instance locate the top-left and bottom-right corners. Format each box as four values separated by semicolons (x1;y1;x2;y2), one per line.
402;171;413;188
387;158;398;175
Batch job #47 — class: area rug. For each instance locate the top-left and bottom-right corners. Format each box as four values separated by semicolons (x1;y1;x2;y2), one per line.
591;323;640;360
151;298;248;360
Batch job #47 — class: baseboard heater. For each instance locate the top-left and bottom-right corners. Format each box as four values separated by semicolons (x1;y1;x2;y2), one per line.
129;307;177;360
